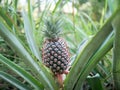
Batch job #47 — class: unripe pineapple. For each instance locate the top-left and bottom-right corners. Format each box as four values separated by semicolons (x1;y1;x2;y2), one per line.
42;16;70;75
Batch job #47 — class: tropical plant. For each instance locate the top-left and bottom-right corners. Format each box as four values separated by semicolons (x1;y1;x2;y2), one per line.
0;0;120;90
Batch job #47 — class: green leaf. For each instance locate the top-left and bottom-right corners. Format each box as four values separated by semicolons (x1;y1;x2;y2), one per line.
112;8;120;90
27;0;33;22
81;12;97;31
108;0;120;13
0;54;44;90
52;0;62;14
22;10;41;60
64;17;88;38
74;31;113;90
0;22;58;90
64;6;120;90
37;1;52;30
0;7;18;32
87;74;105;90
0;71;30;90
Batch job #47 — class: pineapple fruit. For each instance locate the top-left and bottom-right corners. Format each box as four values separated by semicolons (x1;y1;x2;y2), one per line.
42;16;70;85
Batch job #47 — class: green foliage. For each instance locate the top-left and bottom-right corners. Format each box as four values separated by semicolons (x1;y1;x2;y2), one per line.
43;15;63;39
112;10;120;90
0;71;31;90
0;0;120;90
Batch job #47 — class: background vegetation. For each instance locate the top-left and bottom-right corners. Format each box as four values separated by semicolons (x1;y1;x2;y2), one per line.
0;0;120;90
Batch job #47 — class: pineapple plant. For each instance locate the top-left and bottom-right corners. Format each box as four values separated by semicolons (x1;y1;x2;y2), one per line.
42;15;70;86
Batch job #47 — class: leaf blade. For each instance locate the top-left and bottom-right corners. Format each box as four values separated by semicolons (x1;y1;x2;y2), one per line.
22;10;41;60
0;22;58;90
0;54;44;90
64;6;120;89
0;71;30;90
74;31;113;90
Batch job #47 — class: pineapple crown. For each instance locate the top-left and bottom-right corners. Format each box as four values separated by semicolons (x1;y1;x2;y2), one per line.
43;15;63;39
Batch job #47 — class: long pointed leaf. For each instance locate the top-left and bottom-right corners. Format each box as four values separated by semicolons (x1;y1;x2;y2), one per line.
52;0;62;14
112;9;120;90
0;22;58;90
22;10;41;60
0;71;30;90
0;54;44;90
74;32;113;90
0;7;18;31
64;6;120;90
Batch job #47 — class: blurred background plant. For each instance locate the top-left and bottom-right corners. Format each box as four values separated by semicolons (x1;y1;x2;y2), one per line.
0;0;120;90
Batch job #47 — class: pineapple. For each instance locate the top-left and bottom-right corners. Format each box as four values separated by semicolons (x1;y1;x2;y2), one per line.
42;16;70;76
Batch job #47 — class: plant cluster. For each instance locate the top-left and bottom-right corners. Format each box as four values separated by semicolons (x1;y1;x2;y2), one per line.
0;0;120;90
